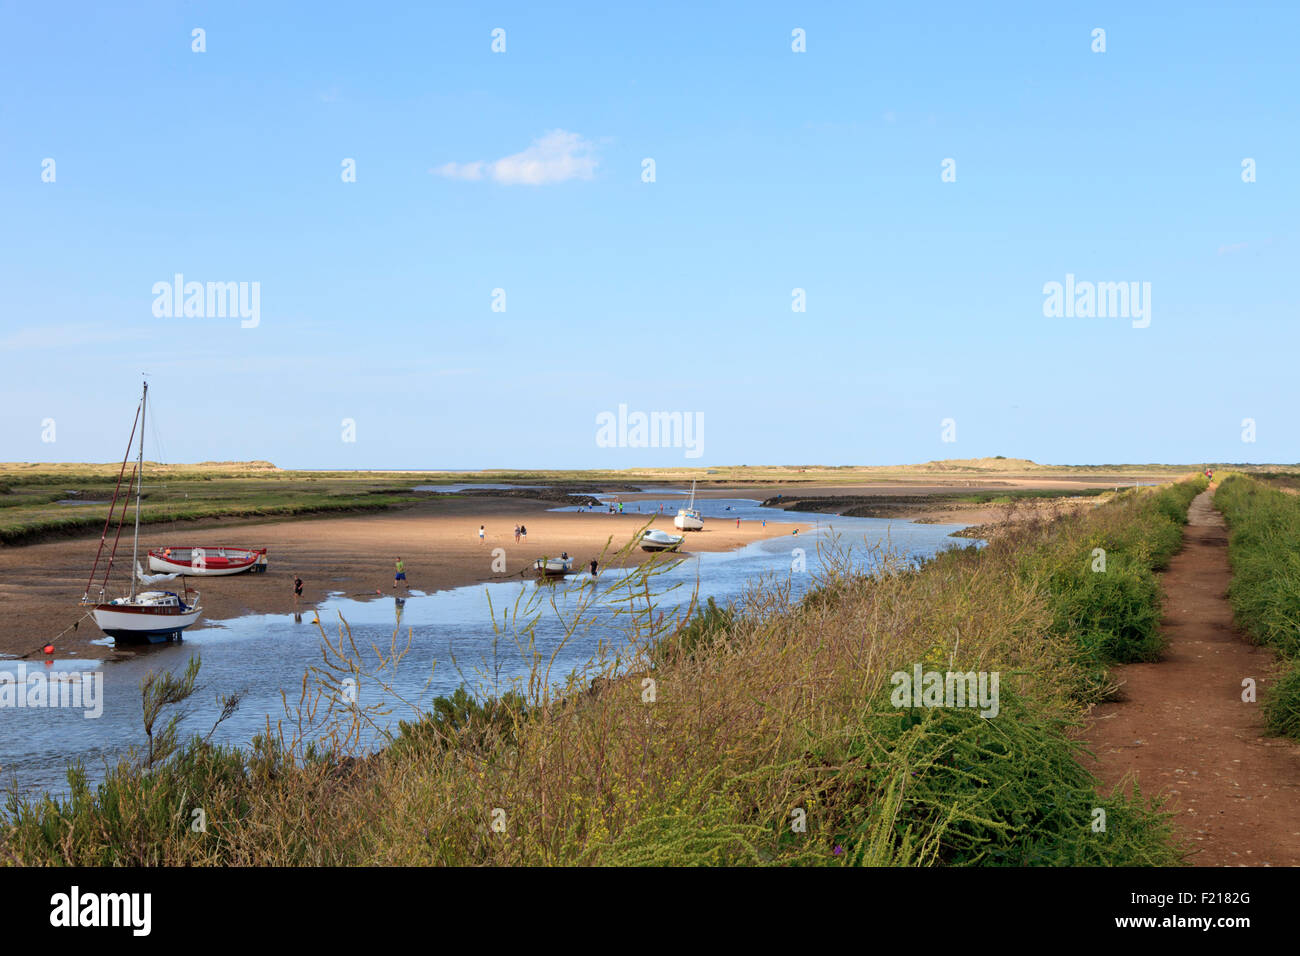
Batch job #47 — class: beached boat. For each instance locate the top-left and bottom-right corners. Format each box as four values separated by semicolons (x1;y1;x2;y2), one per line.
82;381;202;644
534;556;573;578
674;480;704;531
640;529;684;552
93;590;202;643
149;546;268;576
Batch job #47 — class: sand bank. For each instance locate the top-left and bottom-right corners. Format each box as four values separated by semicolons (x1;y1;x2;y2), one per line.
0;496;808;660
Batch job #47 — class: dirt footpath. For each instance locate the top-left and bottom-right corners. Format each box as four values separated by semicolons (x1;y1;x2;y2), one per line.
1086;489;1300;865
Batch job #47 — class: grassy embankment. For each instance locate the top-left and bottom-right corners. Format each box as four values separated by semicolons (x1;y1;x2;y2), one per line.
2;477;1206;865
1213;474;1300;738
0;468;435;546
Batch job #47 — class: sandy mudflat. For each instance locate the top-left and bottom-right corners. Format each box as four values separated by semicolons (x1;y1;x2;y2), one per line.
0;496;808;661
0;473;1145;661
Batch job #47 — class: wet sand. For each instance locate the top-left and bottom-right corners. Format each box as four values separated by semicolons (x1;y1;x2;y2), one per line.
0;496;808;661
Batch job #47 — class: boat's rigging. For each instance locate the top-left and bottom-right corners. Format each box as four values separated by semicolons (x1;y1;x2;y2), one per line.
81;380;203;644
129;382;152;598
130;382;147;600
75;380;204;644
97;464;137;600
82;397;141;603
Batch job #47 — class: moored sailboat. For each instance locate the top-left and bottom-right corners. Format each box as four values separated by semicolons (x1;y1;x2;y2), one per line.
674;480;704;531
82;381;202;644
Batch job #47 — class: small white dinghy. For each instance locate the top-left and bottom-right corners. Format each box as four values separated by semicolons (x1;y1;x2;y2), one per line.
640;529;684;552
534;556;573;578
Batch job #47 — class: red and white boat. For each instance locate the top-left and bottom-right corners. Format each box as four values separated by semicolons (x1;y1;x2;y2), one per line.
149;546;268;576
82;381;203;644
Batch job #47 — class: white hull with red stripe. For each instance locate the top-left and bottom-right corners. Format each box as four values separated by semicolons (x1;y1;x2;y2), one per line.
148;546;267;576
91;591;202;644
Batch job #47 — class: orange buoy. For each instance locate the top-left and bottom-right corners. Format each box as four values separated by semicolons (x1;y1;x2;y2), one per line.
43;644;55;655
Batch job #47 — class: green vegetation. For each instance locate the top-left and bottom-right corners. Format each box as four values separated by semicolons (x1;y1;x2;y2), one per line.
1;478;1206;866
0;472;430;546
1020;477;1205;695
1214;475;1300;738
390;687;528;759
947;487;1111;505
650;596;735;666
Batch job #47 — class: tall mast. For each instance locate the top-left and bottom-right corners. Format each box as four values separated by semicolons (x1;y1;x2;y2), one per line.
130;380;147;600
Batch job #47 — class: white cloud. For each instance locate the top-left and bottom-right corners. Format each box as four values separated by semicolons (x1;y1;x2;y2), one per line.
431;130;598;185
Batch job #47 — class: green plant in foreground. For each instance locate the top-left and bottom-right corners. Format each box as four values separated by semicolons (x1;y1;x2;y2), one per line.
770;681;1179;867
1216;475;1300;739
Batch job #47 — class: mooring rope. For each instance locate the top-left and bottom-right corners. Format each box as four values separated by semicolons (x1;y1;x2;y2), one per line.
16;610;95;659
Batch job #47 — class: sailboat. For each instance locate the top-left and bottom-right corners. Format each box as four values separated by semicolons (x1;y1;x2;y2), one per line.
82;381;202;644
674;479;704;531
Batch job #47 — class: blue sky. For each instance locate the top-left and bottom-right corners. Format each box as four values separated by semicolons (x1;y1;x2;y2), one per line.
2;1;1296;469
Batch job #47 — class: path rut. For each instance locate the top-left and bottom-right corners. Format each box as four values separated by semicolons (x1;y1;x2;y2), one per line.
1086;489;1300;865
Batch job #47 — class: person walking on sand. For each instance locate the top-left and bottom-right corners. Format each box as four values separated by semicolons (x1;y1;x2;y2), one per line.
293;575;303;611
394;557;407;590
736;516;741;528
479;525;486;543
589;558;598;578
520;524;527;542
514;524;521;544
